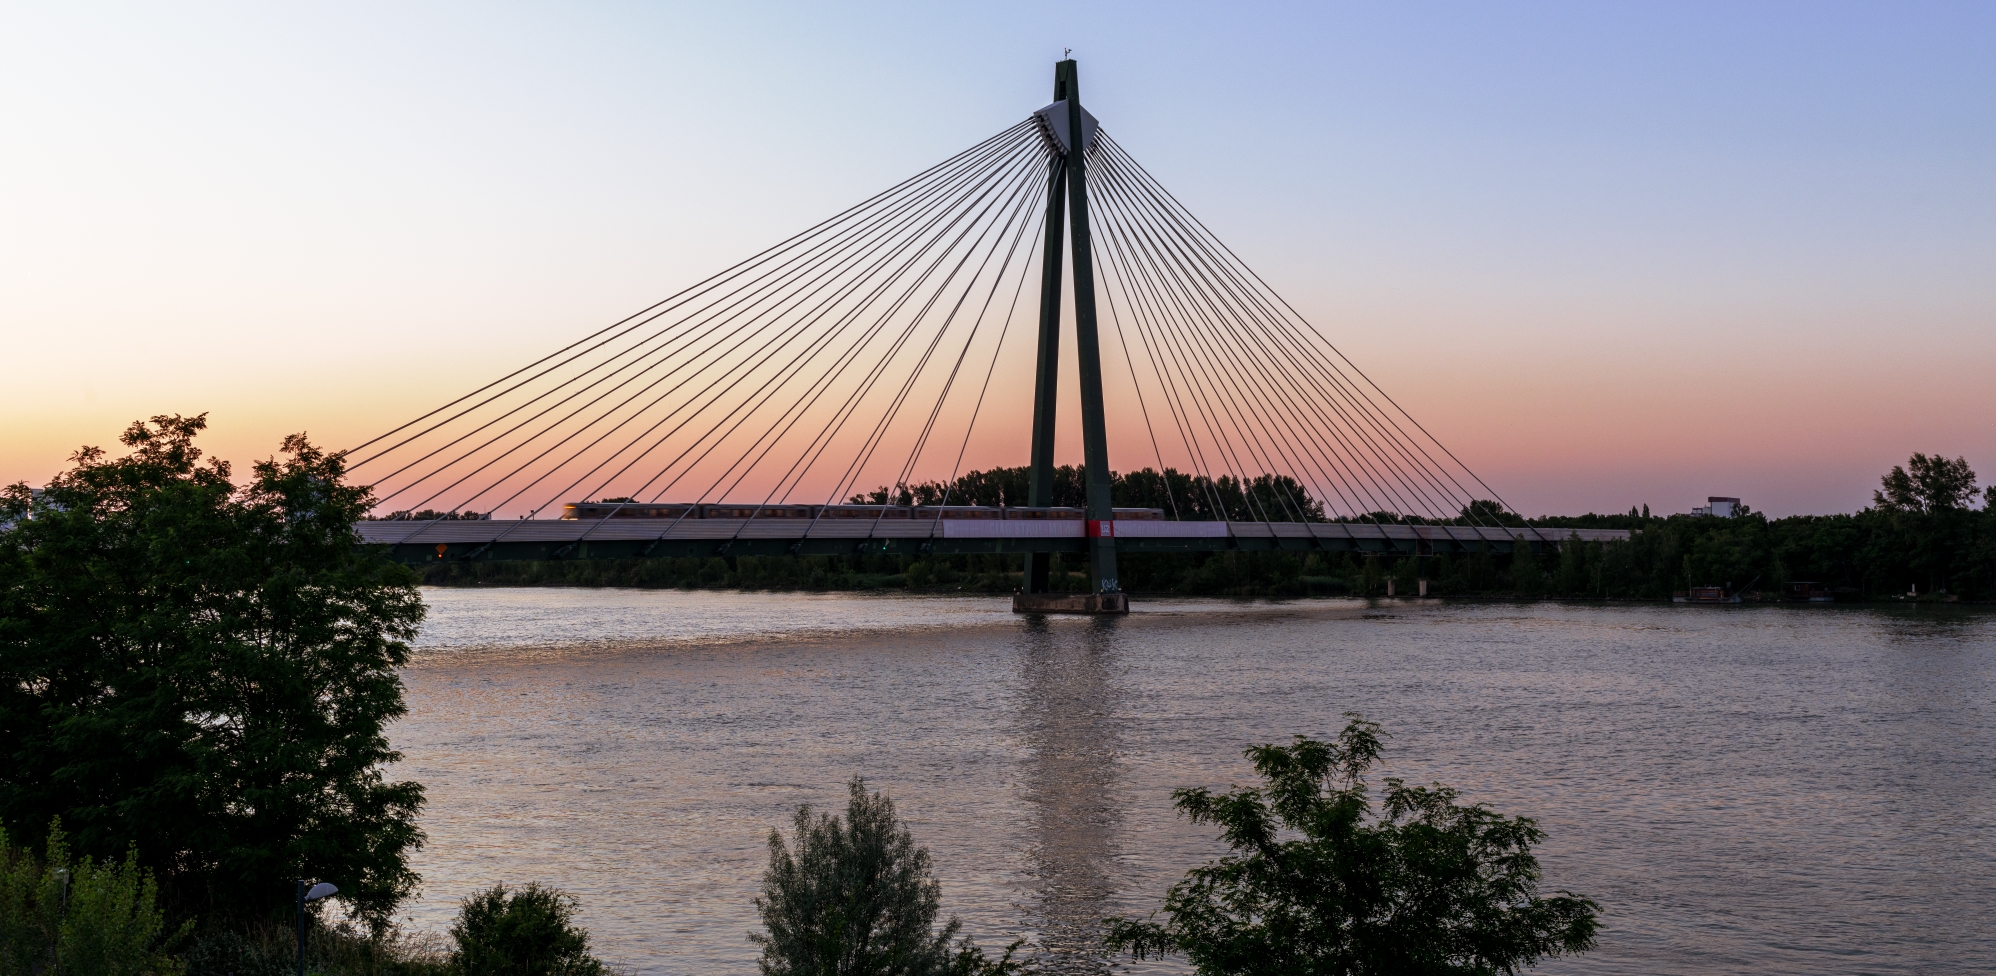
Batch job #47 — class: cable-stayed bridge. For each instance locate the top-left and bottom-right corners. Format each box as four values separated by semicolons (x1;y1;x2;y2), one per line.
349;60;1628;612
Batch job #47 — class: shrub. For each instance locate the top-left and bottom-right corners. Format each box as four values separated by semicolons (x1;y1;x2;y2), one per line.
1106;716;1600;975
0;820;186;976
752;779;1016;976
449;884;606;976
180;921;449;976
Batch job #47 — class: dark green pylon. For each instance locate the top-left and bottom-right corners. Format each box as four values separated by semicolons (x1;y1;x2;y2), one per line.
1023;105;1068;594
1059;59;1120;595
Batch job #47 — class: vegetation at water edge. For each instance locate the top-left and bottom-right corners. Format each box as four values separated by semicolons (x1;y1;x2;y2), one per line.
419;454;1996;601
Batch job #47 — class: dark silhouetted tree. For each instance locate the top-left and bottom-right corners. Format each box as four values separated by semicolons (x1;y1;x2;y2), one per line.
0;414;425;930
1106;717;1599;975
1458;499;1526;527
1510;536;1544;594
1874;453;1979;513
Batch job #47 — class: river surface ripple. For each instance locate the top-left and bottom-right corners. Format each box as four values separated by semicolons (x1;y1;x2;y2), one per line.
392;589;1996;974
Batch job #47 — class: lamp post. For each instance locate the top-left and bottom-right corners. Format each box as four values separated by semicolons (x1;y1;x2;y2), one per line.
295;880;338;976
51;868;69;964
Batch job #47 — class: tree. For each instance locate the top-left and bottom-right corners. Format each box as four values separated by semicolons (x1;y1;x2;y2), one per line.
1555;533;1593;597
450;883;606;976
752;779;1015;976
1106;717;1599;975
0;415;426;930
1874;453;1979;513
1509;537;1543;595
1458;500;1524;528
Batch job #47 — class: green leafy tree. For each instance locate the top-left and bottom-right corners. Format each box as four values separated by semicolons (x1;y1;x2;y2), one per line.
1554;533;1592;597
752;779;1016;976
1874;453;1979;513
1106;717;1599;975
1509;537;1543;594
450;883;606;976
0;414;426;930
0;820;186;976
1457;500;1525;528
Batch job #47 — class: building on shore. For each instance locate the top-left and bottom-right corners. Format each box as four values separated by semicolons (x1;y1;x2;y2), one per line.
1691;496;1741;517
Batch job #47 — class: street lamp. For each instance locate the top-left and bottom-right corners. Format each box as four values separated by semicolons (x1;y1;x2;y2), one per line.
295;880;338;976
44;867;73;966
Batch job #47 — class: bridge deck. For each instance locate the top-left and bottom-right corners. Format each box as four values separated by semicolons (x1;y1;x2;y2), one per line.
360;519;1630;563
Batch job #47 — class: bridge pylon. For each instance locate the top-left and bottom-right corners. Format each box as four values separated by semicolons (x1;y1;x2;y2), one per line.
1016;57;1127;615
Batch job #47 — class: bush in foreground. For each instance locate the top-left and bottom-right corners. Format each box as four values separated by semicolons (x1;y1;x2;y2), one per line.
449;883;607;976
1107;717;1600;975
0;820;186;976
752;779;1017;976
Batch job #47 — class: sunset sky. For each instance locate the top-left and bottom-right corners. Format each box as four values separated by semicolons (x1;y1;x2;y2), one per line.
4;2;1992;517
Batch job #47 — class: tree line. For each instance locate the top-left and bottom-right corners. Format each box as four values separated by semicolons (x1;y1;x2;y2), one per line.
1527;451;1996;600
424;453;1996;601
849;464;1328;522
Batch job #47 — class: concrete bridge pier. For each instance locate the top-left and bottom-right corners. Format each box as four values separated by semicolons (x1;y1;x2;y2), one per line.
1012;591;1129;614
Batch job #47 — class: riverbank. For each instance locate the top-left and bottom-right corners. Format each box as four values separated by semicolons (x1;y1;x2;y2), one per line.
415;552;1989;604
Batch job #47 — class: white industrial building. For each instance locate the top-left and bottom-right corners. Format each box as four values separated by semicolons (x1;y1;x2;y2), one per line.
1691;496;1741;517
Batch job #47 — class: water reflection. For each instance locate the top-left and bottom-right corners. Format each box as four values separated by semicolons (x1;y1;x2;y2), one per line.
1015;618;1128;973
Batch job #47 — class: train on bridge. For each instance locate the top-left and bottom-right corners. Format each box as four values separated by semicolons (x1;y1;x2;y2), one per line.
357;498;1630;568
560;502;1167;521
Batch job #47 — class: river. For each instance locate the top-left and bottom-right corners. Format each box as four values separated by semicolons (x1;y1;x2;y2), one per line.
390;588;1996;974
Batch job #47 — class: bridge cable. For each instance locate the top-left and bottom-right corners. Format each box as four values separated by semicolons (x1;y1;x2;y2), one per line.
1085;165;1244;521
349;119;1037;467
516;136;1051;522
1091;146;1396;523
1090;233;1186;521
1100;135;1512;524
1089;165;1336;524
590;134;1051;519
1093;147;1421;522
385;127;1045;538
1093;189;1267;520
1097;140;1468;524
1077;161;1229;518
366;128;1040;504
876;158;1051;523
924;206;1049;529
1085;162;1282;523
710;143;1052;542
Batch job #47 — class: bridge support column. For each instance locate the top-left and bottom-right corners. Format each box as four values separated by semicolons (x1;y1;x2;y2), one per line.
1012;591;1128;614
1022;113;1067;596
1061;59;1120;601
